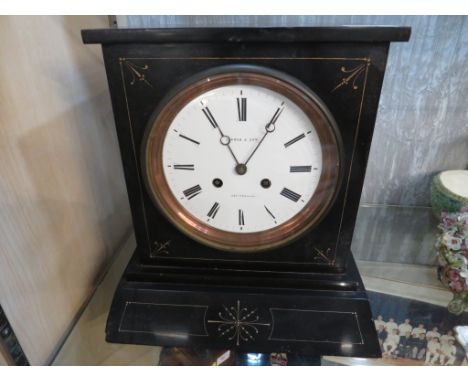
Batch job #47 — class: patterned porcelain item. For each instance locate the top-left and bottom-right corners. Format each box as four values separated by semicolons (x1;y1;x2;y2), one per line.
435;205;468;314
431;170;468;218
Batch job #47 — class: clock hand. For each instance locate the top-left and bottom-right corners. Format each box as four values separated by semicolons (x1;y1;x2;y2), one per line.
243;130;269;166
243;103;284;167
202;105;240;165
219;132;240;166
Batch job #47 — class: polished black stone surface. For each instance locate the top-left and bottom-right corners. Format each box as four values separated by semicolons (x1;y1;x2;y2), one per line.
82;26;411;44
82;27;410;357
107;250;380;357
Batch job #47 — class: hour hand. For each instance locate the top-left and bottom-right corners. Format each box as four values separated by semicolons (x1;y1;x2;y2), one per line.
201;105;240;165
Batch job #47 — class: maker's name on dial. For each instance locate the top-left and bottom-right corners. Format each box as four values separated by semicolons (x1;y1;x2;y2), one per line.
231;137;259;142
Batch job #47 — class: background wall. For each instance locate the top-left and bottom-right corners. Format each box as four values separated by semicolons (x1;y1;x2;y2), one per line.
124;15;468;207
0;16;131;365
0;351;8;366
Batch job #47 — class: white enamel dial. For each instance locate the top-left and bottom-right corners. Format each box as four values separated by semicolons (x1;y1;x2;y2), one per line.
161;84;323;234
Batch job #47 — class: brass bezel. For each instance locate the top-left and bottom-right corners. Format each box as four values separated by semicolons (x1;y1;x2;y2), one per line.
142;68;342;253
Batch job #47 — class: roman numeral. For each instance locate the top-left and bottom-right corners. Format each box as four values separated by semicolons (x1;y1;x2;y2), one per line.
280;187;301;202
202;106;218;128
174;164;194;171
237;96;247;121
290;165;312;173
284;133;306;148
183;184;202;200
179;134;200;145
207;202;220;219
238;209;245;226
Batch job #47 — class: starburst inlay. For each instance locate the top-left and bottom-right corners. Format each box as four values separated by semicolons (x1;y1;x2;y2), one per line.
207;300;271;345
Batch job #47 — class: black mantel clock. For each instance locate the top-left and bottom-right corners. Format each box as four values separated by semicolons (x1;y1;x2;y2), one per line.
82;27;410;357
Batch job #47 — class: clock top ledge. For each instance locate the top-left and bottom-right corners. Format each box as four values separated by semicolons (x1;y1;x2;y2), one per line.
81;26;411;44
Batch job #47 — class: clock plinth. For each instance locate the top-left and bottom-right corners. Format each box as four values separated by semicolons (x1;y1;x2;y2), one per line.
82;27;410;357
106;249;379;357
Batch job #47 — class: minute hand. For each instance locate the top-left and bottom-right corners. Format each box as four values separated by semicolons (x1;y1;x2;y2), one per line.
244;105;284;166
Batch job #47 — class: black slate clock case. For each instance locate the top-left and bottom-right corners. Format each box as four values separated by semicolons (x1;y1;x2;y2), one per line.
82;27;410;357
